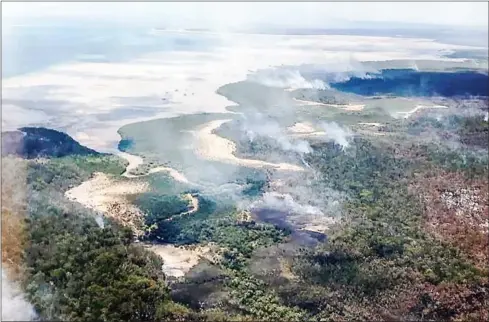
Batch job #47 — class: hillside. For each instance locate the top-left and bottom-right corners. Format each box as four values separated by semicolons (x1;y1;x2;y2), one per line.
1;127;100;159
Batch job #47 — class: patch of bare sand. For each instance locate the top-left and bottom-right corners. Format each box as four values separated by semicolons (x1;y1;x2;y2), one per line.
118;151;191;184
65;172;148;235
279;258;298;280
293;98;365;111
287;122;316;134
299;223;334;234
287;122;327;139
66;172;209;276
144;244;211;278
118;151;143;177
164;193;199;222
358;122;382;127
194;119;304;172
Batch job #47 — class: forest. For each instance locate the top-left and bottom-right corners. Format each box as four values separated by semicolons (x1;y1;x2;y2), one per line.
1;104;488;321
2;127;100;159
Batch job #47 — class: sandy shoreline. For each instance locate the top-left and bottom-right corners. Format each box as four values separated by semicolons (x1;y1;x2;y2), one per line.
293;98;365;111
117;151;191;184
65;169;204;277
195;119;305;172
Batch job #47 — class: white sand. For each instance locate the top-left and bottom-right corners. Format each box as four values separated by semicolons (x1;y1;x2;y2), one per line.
164;193;199;222
286;122;329;139
118;151;191;184
397;104;448;119
293;98;366;110
145;244;210;278
65;172;149;213
66;168;204;276
300;222;335;234
358;122;382;127
292;131;328;139
65;172;149;235
194;119;304;172
337;104;366;111
118;151;144;177
287;122;316;134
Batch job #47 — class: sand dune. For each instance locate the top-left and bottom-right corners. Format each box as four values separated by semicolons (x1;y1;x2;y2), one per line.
195;119;304;172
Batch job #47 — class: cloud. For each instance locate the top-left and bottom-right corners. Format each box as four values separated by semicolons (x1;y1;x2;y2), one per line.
3;2;488;28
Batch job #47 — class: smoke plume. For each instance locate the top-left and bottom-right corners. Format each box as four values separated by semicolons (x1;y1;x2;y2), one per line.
320;121;353;149
1;269;37;321
247;67;327;90
240;112;313;155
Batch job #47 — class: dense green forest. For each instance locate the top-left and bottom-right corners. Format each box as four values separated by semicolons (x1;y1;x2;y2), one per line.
2;108;488;321
1;154;178;321
2;127;100;159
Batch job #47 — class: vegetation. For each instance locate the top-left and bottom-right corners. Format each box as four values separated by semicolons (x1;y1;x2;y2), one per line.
2;104;488;321
2;127;100;159
166;112;488;321
24;213;171;321
27;154;127;193
0;131;180;321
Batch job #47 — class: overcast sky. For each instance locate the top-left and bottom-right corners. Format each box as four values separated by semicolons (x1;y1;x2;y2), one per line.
3;2;488;29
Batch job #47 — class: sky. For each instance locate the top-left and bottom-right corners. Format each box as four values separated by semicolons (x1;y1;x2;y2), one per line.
3;2;488;29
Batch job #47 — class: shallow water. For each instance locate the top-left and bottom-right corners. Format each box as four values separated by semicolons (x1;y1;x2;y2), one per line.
329;69;489;97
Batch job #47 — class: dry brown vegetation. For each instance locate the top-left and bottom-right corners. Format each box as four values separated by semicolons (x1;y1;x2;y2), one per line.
411;171;489;270
1;157;28;278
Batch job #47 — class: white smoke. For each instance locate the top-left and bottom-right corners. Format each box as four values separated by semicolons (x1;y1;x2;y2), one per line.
320;121;353;149
1;269;37;321
247;67;327;91
95;214;105;229
298;57;380;84
241;113;313;155
484;111;488;122
300;155;313;170
251;191;324;216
